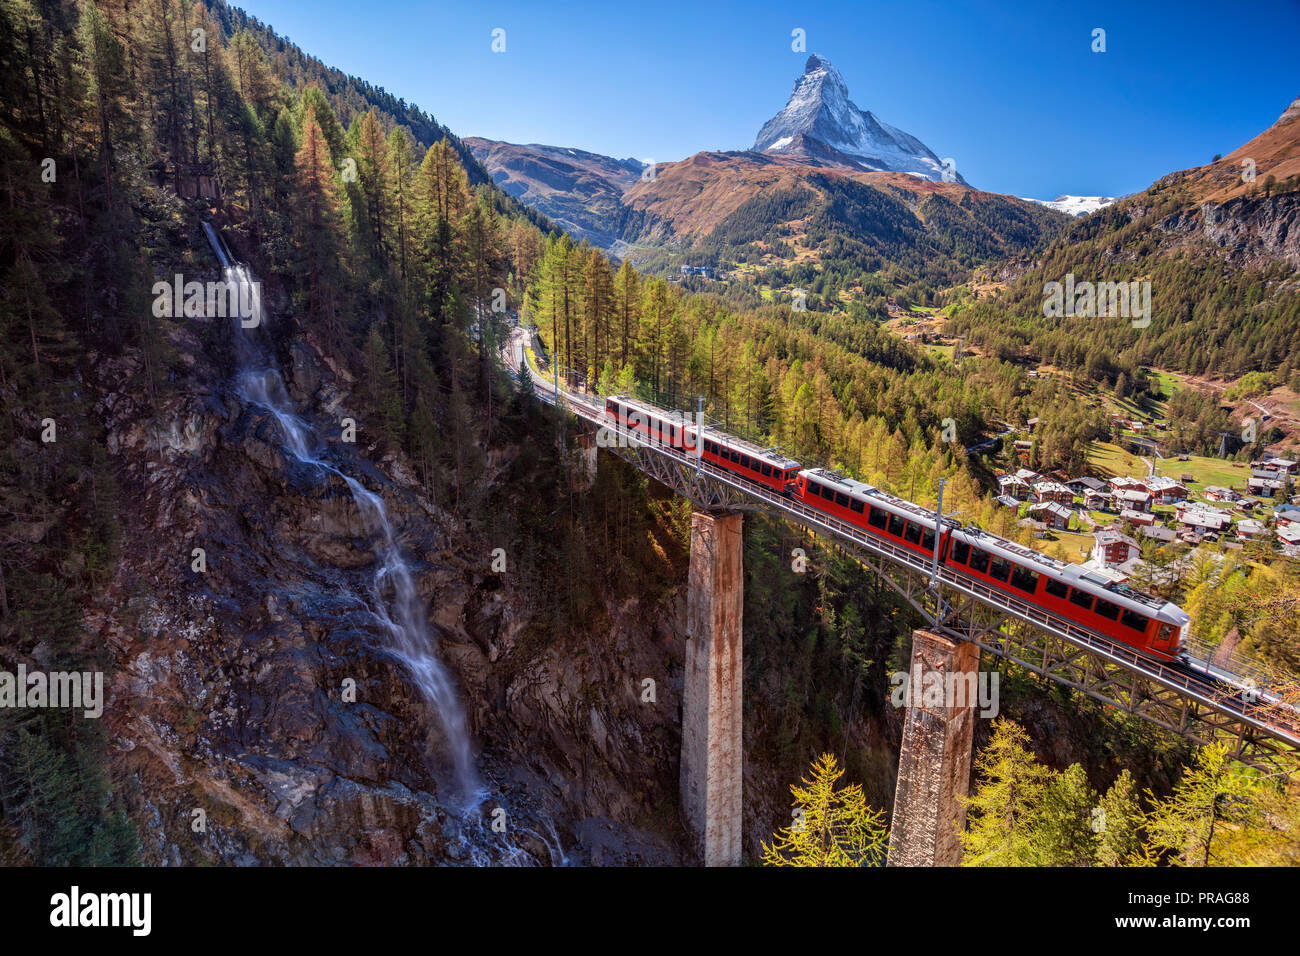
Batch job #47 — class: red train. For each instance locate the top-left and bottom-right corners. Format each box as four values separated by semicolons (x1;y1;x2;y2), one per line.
602;394;1191;662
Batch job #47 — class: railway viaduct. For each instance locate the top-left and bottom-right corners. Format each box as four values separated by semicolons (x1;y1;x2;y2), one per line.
507;328;1300;867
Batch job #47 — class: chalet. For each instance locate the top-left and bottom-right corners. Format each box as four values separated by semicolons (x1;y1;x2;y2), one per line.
1083;488;1115;510
1115;488;1152;512
1026;417;1040;432
1277;524;1300;547
1273;503;1300;527
1032;481;1075;506
1026;502;1072;531
1120;509;1156;527
1252;457;1298;475
1013;440;1034;453
1092;529;1141;567
1109;476;1151;494
1146;476;1188;503
1139;524;1178;544
997;474;1030;500
1014;467;1042;484
1066;476;1105;494
995;494;1022;509
1178;509;1232;533
1203;486;1238;503
1248;475;1285;498
1235;519;1268;540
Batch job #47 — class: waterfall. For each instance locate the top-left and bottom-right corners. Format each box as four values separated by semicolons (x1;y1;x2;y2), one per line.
204;223;481;807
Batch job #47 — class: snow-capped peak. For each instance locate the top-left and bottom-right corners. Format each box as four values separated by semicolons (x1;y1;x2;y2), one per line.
1023;195;1115;216
752;54;964;184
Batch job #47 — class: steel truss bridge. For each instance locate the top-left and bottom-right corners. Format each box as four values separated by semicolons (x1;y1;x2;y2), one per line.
505;329;1300;773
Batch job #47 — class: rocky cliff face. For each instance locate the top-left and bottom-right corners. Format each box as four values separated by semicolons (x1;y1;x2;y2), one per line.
1156;193;1300;270
86;251;697;866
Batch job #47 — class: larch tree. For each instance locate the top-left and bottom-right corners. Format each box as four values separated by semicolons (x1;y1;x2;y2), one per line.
762;753;889;867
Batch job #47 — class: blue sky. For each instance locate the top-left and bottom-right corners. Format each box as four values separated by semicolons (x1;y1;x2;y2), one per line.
235;0;1299;199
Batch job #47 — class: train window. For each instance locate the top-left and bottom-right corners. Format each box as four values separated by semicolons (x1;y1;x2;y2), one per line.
740;454;751;469
867;508;888;531
1121;609;1148;632
921;528;935;551
730;450;740;463
888;514;906;537
850;498;864;514
1010;565;1038;594
1094;599;1120;621
835;492;850;507
988;557;1011;582
670;424;678;443
1044;578;1068;599
950;540;970;564
762;464;772;477
968;549;990;573
1068;588;1094;610
822;485;836;501
903;522;922;545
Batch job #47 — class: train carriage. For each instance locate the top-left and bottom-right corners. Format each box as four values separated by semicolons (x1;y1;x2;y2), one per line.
603;395;799;494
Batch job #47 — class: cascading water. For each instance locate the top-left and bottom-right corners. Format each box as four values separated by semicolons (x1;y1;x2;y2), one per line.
202;223;481;807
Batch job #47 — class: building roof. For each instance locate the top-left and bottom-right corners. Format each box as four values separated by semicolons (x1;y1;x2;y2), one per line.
1027;502;1073;520
1033;481;1073;494
1179;511;1231;530
1094;528;1140;548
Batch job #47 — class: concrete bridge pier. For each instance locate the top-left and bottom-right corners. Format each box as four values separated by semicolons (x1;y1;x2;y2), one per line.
887;628;981;867
680;510;744;866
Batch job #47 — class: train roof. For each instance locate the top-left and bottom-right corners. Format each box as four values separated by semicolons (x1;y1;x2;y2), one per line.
608;394;801;469
800;468;944;526
952;524;1173;615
